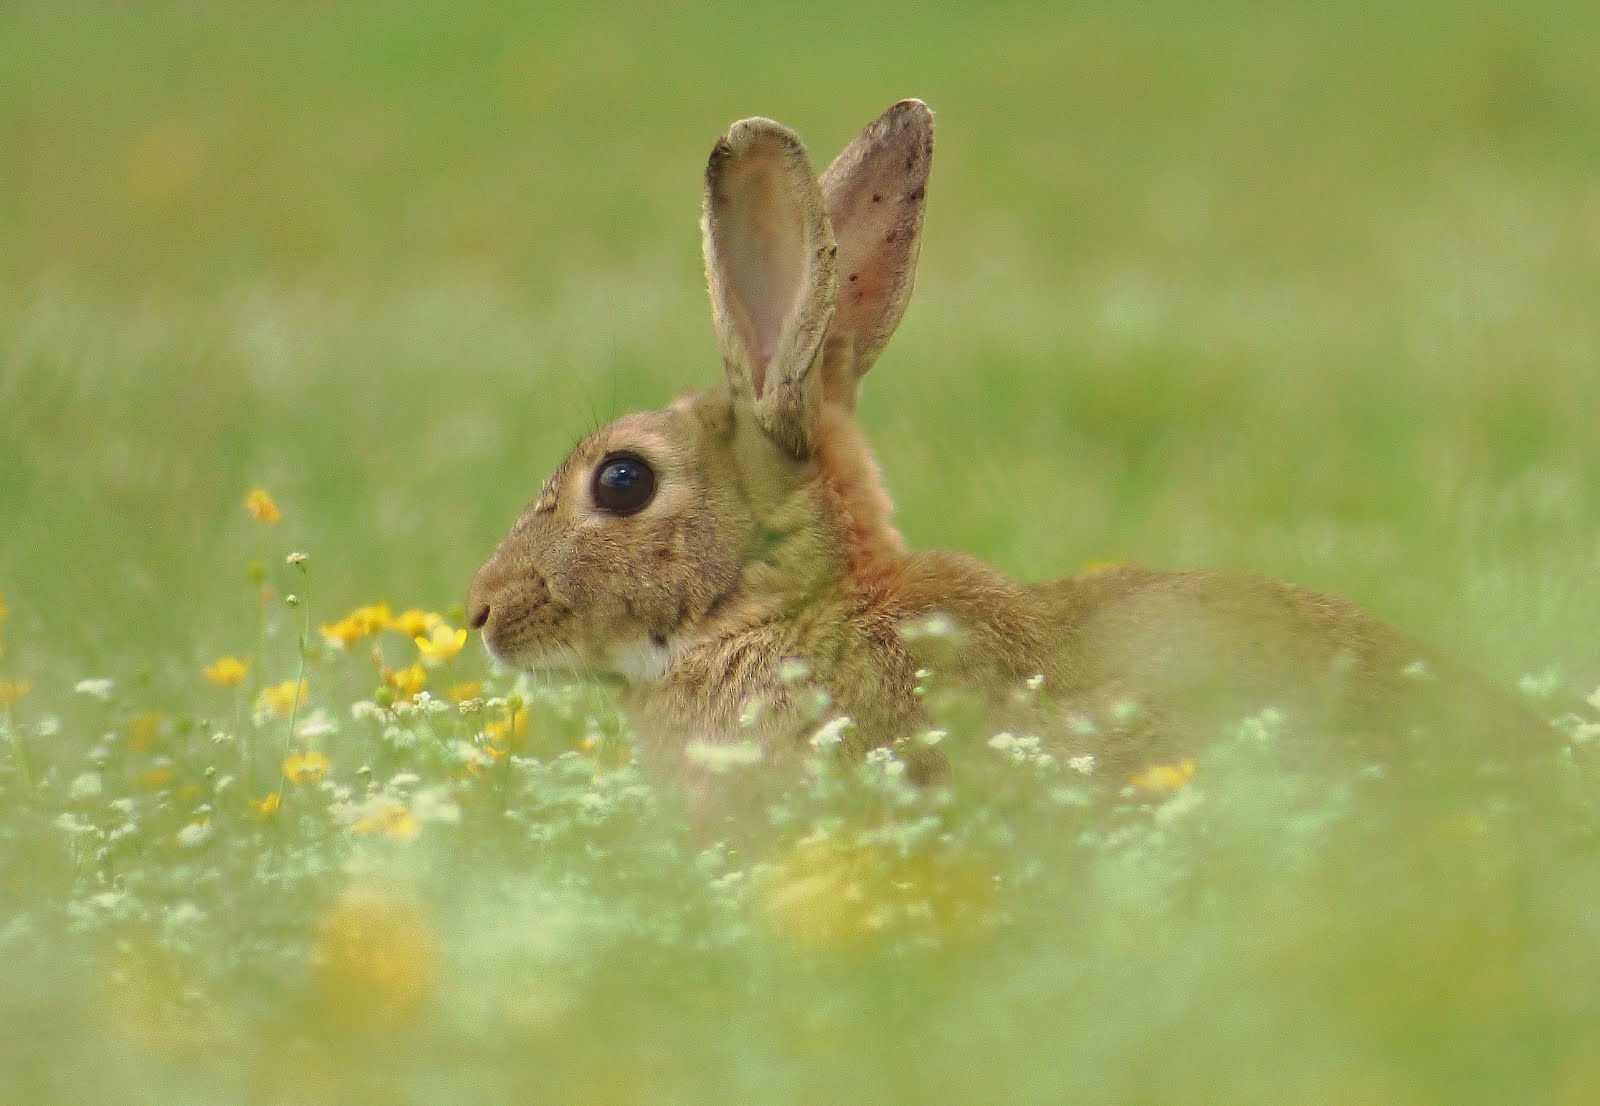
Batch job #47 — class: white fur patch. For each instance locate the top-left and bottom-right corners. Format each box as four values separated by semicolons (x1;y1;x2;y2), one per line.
605;636;682;684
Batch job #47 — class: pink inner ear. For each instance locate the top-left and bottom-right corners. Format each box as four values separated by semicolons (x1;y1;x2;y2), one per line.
716;146;809;398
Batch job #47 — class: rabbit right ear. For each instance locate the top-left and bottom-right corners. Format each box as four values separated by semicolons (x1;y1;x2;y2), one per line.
703;118;838;460
817;99;933;410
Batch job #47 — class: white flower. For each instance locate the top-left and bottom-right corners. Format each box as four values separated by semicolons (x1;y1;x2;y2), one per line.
865;747;906;777
987;732;1017;752
1051;785;1093;807
898;613;956;640
1109;699;1139;724
175;821;212;848
74;678;114;701
68;772;102;801
1587;686;1600;714
296;709;337;740
1025;673;1045;691
167;902;203;926
54;812;94;835
809;716;853;750
35;716;60;738
1068;754;1096;775
1401;660;1433;681
383;725;417;750
351;700;386;722
1154;788;1203;824
411;787;461;825
684;739;764;773
1064;712;1100;737
1519;671;1561;700
778;657;812;682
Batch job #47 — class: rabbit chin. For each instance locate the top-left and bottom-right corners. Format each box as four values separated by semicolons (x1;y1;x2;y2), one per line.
482;632;681;686
599;634;685;685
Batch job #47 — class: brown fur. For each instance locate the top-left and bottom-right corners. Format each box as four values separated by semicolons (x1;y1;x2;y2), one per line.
467;100;1544;793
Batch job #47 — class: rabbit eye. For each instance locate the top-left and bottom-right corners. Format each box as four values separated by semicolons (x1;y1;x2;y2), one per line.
592;453;657;516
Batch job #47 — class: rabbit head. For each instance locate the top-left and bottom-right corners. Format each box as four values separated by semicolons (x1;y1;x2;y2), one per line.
467;101;934;689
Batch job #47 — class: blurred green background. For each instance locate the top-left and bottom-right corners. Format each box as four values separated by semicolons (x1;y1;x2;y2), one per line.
5;5;1600;1105
3;0;1598;703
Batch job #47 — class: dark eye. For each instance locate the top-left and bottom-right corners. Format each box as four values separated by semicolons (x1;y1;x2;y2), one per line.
592;453;657;516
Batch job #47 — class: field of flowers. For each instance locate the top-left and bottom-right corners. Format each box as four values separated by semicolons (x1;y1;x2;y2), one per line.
3;492;1599;1103
5;1;1600;1102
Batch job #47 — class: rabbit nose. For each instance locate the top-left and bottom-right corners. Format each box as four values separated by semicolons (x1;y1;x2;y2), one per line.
467;561;501;630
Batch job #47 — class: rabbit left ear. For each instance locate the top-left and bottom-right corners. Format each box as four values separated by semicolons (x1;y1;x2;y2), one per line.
702;117;838;459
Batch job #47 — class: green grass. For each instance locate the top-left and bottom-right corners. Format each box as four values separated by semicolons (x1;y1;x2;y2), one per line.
3;1;1600;1102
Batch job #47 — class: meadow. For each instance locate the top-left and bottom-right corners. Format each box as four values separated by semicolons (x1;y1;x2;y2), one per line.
3;1;1600;1102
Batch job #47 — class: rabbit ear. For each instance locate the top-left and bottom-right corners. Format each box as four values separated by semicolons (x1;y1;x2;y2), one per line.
703;117;838;459
817;99;933;410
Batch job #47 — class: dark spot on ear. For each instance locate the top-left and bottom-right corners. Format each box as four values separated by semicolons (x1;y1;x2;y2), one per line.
848;272;858;282
871;192;882;203
906;185;925;203
650;632;667;648
885;230;898;244
828;244;837;258
905;151;917;171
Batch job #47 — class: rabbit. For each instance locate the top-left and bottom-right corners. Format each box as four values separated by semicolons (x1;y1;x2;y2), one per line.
467;99;1547;790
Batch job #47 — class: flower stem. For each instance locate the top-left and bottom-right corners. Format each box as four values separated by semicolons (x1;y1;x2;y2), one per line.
283;562;312;785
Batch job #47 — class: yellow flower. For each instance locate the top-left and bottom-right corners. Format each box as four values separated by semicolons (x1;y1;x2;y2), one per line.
352;802;420;843
414;624;467;665
762;839;876;945
136;763;174;791
314;885;436;1027
485;705;527;749
282;749;330;786
352;603;394;632
126;712;163;751
203;655;250;687
245;488;282;524
320;617;364;648
383;663;427;701
392;609;444;638
258;679;308;717
1081;560;1126;575
446;680;483;703
321;603;394;647
1130;758;1197;792
0;679;29;707
250;792;282;818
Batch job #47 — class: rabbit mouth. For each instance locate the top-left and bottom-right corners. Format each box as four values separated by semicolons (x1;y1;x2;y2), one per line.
481;632;584;677
480;612;682;685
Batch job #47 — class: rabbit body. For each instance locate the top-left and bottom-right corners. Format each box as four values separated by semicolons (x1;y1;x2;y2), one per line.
468;100;1537;785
